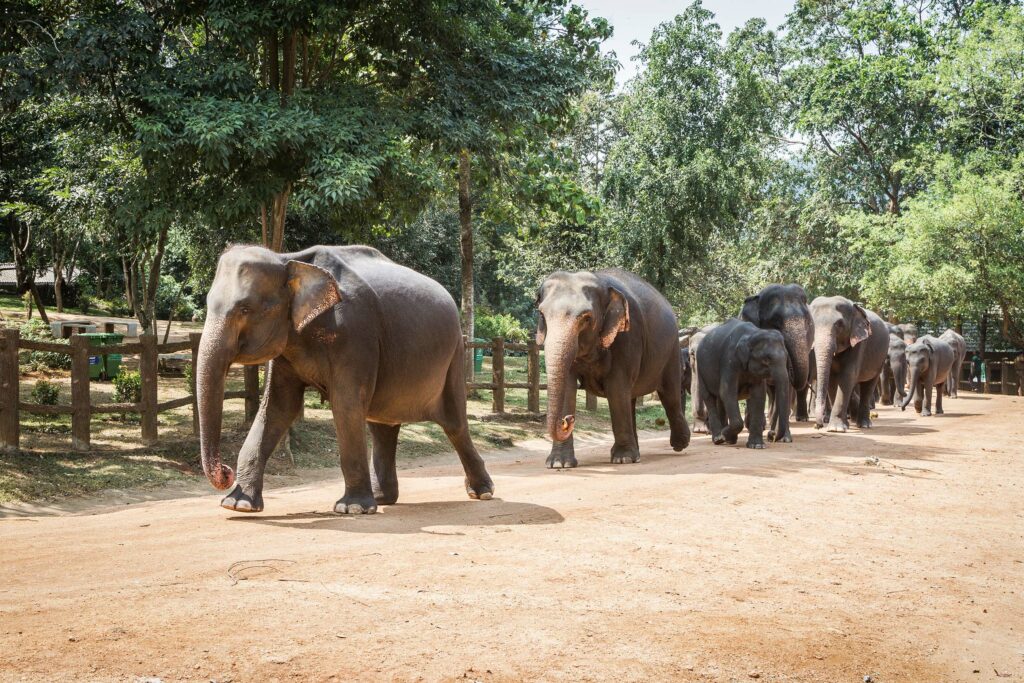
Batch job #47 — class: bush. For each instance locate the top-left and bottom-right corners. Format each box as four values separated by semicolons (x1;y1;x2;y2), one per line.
475;311;530;344
31;379;60;405
184;362;194;393
113;371;142;403
16;320;71;372
156;274;198;320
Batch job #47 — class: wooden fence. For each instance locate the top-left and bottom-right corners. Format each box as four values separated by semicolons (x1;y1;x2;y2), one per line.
0;330;259;454
959;359;1022;395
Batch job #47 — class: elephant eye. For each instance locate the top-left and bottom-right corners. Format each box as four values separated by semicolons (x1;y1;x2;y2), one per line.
239;305;252;316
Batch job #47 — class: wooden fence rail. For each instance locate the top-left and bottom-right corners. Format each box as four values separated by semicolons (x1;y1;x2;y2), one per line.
0;329;260;454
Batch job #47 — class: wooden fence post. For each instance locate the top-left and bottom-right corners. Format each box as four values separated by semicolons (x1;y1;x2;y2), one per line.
140;334;158;446
70;335;91;452
244;364;260;424
190;333;201;435
527;341;541;413
492;337;505;414
585;390;597;412
0;328;20;453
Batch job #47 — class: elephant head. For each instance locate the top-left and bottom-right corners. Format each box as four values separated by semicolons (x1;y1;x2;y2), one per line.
740;328;793;416
809;296;873;428
196;246;340;490
740;284;814;396
536;271;629;443
901;337;937;410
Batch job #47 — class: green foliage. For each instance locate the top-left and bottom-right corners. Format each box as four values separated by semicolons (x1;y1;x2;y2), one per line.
16;320;70;371
112;371;142;404
475;311;530;344
155;275;197;321
31;379;60;405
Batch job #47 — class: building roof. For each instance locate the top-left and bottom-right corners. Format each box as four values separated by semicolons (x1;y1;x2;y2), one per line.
0;263;81;287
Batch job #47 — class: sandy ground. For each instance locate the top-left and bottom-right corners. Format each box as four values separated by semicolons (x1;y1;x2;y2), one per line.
1;394;1022;683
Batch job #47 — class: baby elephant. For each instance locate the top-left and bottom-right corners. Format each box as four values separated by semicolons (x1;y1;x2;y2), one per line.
901;335;955;416
697;318;792;448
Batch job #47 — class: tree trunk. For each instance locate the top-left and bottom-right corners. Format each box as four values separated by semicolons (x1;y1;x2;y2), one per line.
53;268;64;313
270;184;291;252
458;150;474;340
979;313;988;356
30;283;50;324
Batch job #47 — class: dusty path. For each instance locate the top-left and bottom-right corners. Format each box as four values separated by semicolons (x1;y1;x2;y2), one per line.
1;395;1022;682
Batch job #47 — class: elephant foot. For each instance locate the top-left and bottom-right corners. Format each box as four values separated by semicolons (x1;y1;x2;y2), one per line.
795;414;809;422
220;484;263;513
920;409;931;417
767;430;792;443
465;476;494;500
745;440;765;449
856;417;873;429
935;408;944;415
374;490;399;506
334;493;378;515
693;420;709;434
670;427;689;452
826;420;847;433
546;450;578;469
610;444;640;464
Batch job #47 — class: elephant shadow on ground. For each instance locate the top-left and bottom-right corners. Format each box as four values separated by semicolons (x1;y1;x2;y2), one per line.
228;499;563;534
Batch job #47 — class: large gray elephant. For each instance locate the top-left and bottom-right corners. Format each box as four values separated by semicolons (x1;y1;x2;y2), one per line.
879;333;908;406
901;335;955;416
697;318;792;448
810;296;889;432
740;284;814;427
939;329;966;397
894;322;918;343
687;322;721;433
196;245;494;514
536;269;689;468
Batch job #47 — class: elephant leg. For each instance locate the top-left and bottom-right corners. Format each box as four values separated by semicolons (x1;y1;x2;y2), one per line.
369;423;401;505
795;384;809;422
935;384;944;414
659;358;690;451
692;363;709;434
720;388;744;446
608;382;640;464
922;382;933;417
546;372;579;469
827;367;856;433
631;398;639;450
331;400;377;514
221;359;305;513
855;379;875;429
438;353;495;497
745;382;767;449
704;392;726;445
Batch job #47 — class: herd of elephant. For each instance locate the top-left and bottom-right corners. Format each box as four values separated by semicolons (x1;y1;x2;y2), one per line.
193;244;967;516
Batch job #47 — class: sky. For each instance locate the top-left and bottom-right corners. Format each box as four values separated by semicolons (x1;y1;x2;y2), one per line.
577;0;795;87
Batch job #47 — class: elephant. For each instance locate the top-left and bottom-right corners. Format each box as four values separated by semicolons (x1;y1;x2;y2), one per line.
879;334;908;406
894;322;918;344
536;269;690;468
938;329;966;397
810;296;889;432
739;284;814;431
687;322;721;433
900;335;955;416
696;318;792;448
196;244;494;514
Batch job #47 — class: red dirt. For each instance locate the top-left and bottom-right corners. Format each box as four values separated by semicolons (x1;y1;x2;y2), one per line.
1;394;1022;682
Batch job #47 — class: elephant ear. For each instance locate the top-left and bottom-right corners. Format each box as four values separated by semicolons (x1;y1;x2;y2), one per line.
740;295;760;325
535;284;547;345
286;261;341;332
850;304;872;347
736;334;753;369
599;287;630;348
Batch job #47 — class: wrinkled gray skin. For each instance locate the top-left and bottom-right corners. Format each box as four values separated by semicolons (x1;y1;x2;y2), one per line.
739;284;814;434
197;245;494;514
536;269;689;468
901;335;955;416
687;322;721;433
810;296;889;432
697;318;792;448
939;329;966;397
894;322;918;344
879;334;908;406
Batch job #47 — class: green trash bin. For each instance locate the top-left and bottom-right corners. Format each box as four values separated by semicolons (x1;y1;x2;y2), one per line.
473;338;486;374
79;332;125;381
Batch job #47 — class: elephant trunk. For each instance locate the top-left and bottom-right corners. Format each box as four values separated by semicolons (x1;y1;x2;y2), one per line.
783;320;811;392
544;320;581;443
196;322;236;491
894;356;908;401
813;331;836;428
901;365;922;411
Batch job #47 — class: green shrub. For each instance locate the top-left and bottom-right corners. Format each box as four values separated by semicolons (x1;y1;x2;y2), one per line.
31;379;60;405
184;362;194;393
476;311;529;344
16;320;71;371
113;371;143;403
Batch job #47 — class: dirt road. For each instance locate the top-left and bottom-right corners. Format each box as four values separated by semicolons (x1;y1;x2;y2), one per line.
1;394;1022;682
